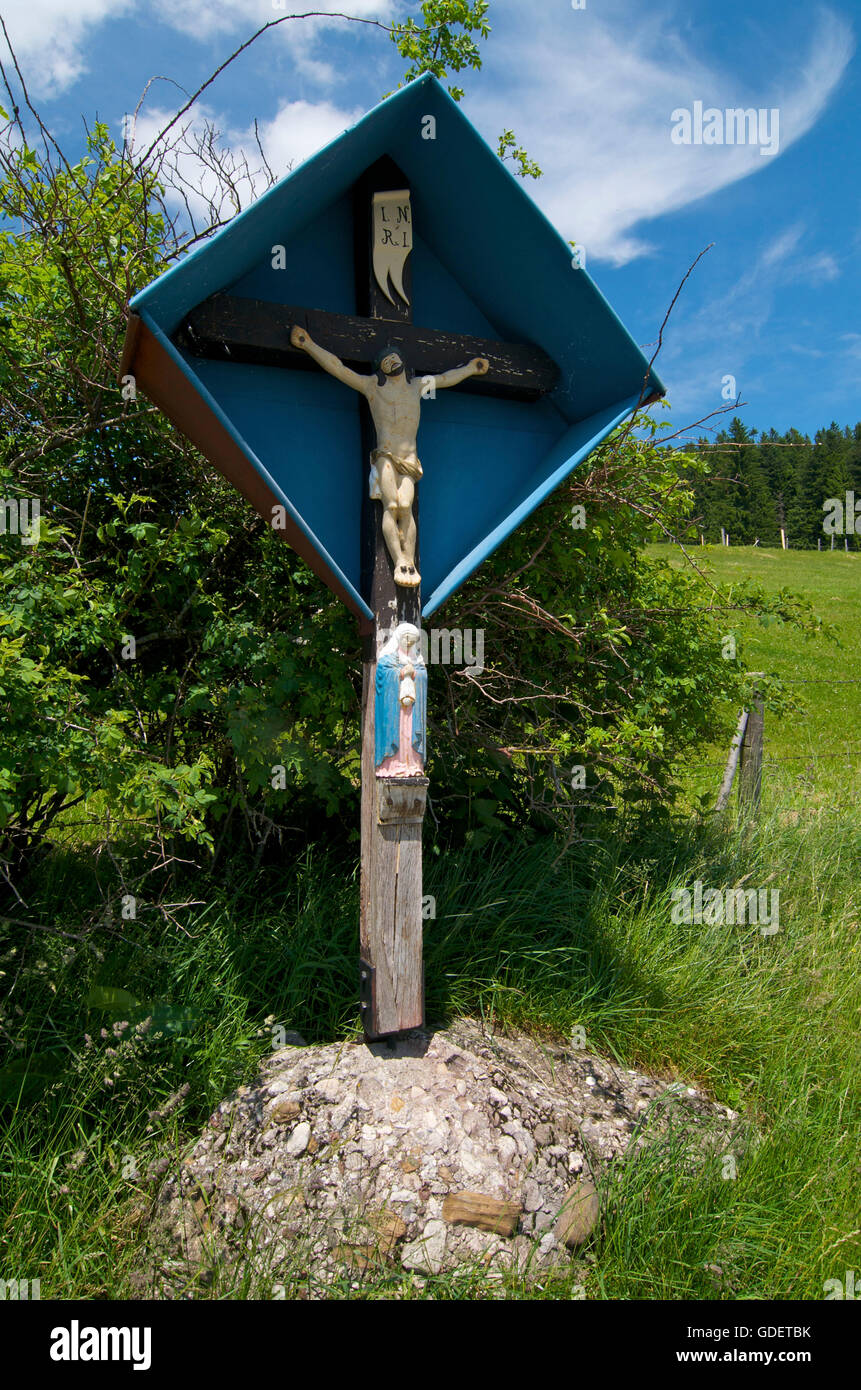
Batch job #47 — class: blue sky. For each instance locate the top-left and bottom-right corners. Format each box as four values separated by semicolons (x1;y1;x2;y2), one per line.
1;0;857;440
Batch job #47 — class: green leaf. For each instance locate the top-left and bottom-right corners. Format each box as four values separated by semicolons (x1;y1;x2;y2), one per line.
85;985;140;1013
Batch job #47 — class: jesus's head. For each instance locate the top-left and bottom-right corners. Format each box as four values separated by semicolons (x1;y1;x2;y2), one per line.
374;346;407;383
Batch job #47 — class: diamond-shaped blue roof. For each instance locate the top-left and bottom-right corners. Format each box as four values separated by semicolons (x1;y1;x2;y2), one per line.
125;73;664;621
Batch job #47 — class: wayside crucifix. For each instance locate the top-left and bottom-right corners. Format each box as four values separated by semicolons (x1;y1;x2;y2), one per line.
178;157;559;1037
122;78;665;1041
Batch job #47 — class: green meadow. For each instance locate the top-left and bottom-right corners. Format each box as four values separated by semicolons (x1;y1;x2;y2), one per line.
648;544;861;813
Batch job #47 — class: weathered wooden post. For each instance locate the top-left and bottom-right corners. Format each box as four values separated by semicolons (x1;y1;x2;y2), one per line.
119;74;665;1038
739;683;764;816
355;160;425;1035
715;708;749;813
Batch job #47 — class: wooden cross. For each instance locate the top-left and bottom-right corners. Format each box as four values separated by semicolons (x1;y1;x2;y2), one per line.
177;157;559;1038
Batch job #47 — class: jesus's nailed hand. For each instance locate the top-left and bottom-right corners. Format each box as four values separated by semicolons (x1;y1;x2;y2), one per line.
472;357;489;375
290;325;309;349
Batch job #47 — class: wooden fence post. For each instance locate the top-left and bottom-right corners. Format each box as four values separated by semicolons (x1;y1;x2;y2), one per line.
716;709;749;812
738;683;764;816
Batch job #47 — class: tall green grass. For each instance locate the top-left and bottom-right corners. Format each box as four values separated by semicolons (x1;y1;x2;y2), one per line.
2;790;858;1299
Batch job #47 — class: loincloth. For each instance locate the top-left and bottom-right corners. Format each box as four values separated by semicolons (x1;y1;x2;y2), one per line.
369;447;423;499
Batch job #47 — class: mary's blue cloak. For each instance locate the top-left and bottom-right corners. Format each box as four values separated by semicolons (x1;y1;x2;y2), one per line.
374;653;427;768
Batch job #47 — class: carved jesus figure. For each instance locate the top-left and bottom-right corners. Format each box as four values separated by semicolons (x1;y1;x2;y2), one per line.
290;326;488;587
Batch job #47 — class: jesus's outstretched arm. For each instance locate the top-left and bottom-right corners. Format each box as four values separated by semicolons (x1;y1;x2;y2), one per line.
431;357;489;391
290;326;373;396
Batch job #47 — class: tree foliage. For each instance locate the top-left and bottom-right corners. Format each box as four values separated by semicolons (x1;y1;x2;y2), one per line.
390;0;541;178
682;416;861;549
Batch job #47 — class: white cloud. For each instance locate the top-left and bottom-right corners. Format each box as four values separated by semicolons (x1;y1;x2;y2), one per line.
125;97;363;226
804;252;840;285
760;226;805;270
654;222;842;415
149;0;393;42
148;0;395;84
467;2;855;266
0;0;134;96
255;97;365;171
0;0;394;97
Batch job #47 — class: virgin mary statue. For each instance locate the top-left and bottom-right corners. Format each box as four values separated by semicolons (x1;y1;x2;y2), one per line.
375;623;427;777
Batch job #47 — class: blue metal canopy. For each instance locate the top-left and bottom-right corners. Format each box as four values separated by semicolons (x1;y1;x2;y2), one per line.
124;73;664;622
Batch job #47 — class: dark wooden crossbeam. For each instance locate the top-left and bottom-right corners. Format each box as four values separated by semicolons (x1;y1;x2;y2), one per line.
176;292;559;403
